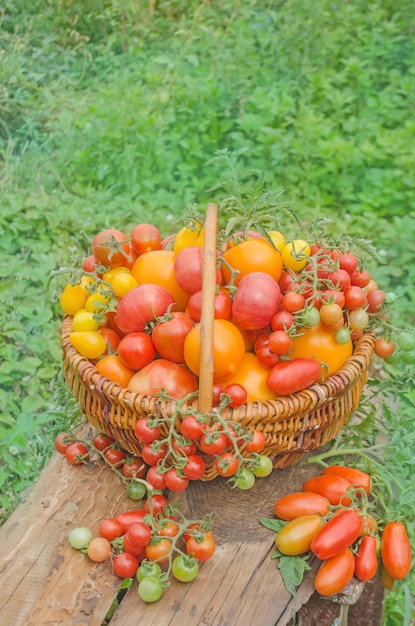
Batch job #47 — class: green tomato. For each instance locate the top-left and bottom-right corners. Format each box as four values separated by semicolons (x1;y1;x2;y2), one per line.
172;555;199;582
300;307;320;328
138;576;163;603
233;468;256;490
127;481;147;501
398;332;415;352
252;455;273;477
335;328;351;345
69;527;93;550
136;560;162;582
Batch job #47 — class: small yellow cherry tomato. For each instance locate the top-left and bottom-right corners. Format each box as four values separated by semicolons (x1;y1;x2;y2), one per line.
69;331;107;359
60;283;88;316
173;222;204;254
281;239;311;272
268;230;286;252
72;309;100;332
85;292;110;314
102;266;130;284
112;272;138;297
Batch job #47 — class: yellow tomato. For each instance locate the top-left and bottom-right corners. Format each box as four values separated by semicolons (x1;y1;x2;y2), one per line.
221;238;283;286
85;292;110;314
268;230;286;252
69;331;107;359
281;239;311;272
220;352;277;402
59;283;88;316
172;222;204;255
102;266;130;283
289;322;353;377
72;309;100;332
112;272;138;297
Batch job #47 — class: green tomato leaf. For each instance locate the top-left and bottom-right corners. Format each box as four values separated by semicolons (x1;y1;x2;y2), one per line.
259;517;286;533
277;555;311;597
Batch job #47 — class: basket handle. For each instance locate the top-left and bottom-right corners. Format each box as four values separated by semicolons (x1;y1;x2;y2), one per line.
197;202;218;413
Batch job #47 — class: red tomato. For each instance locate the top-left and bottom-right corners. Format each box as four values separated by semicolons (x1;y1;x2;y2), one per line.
215;453;239;477
180;414;205;441
125;521;152;547
311;509;362;560
92;228;130;268
151;311;194;363
244;429;266;453
328;268;352;291
145;538;172;563
104;446;127;467
199;431;228;456
116;509;147;534
266;358;321;395
367;289;386;314
351;269;371;288
302;475;353;506
381;521;412;580
117;332;156;370
374;337;396;359
92;433;114;451
65;442;89;465
144;493;169;515
122;457;147;479
164;468;189;492
186;530;216;561
130;223;161;255
99;517;124;541
187;287;233;322
141;443;168;466
344;286;368;310
338;252;358;274
134;418;161;444
320;465;371;494
274;492;330;521
268;330;292;355
223;383;247;407
271;309;294;331
314;548;355;596
113;552;139;578
254;334;281;369
174;246;222;295
232;272;282;330
282;291;305;313
98;327;122;353
127;359;198;399
145;465;166;490
183;455;206;480
355;535;379;582
54;432;75;455
116;284;174;334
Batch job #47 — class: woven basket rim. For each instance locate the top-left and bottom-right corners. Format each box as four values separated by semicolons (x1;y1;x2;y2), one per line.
61;315;376;418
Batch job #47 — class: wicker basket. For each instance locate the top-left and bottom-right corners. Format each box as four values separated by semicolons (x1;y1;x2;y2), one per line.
61;204;375;479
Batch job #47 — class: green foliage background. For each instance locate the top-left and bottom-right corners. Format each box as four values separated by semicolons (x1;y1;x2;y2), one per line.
1;1;414;622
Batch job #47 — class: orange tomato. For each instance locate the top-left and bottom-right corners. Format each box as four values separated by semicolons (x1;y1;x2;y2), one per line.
289;322;353;377
221;238;283;286
220;352;277;402
96;355;135;387
184;319;245;382
131;250;190;311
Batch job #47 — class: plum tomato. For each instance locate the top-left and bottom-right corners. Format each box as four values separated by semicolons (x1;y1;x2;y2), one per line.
276;515;324;556
274;492;330;521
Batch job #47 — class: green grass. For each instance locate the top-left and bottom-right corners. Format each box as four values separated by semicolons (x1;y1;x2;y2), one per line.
1;1;415;622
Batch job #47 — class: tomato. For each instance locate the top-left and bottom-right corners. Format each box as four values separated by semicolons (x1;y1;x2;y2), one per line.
72;309;100;332
145;465;166;490
338;252;358;274
254;335;281;369
252;454;273;477
268;230;286;252
186;530;216;562
374;337;396;359
113;552;139;578
233;468;256;490
65;442;89;465
311;509;362;560
69;526;93;550
183;454;206;480
281;239;311;272
123;534;147;558
138;576;164;603
174;246;222;295
180;414;205;441
184;319;245;382
141;443;168;466
116;509;147;534
344;286;368;310
355;535;379;582
125;521;152;547
144;493;169;515
98;517;124;541
267;358;321;396
302;475;352;506
367;289;386;314
289;322;353;377
122;457;147;479
60;283;88;315
276;515;324;556
157;519;180;538
351;269;371;288
199;431;227;456
145;538;172;563
359;513;378;537
98;327;122;353
173;222;204;254
188;287;233;322
104;446;127;467
69;331;107;359
164;468;189;492
137;560;162;582
92;433;114;451
220;352;277;402
54;432;75;455
244;429;266;453
151;311;194;363
116;284;174;334
398;331;415;352
131;223;161;255
134;418;161;444
314;548;355;596
282;291;305;313
381;521;412;580
215;453;239;477
319;302;343;326
274;492;330;521
232;272;282;330
335;327;351;345
92;228;130;268
87;537;112;562
131;249;190;312
172;438;197;457
223;383;247;407
348;307;370;331
268;330;292;355
172;554;200;582
96;355;134;387
112;272;138;297
271;310;294;331
299;306;321;328
221;238;283;286
127;482;147;501
128;359;198;399
320;465;371;495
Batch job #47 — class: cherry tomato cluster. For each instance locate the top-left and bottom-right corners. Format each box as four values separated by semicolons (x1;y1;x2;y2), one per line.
68;493;215;603
263;464;412;597
58;219;400;412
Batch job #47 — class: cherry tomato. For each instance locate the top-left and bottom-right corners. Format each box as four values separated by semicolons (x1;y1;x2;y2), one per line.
92;433;114;451
113;552;139;578
274;492;330;521
223;383;248;407
117;332;156;370
65;442;89;465
188;287;233;322
374;337;396;359
130;223;161;255
351;269;371;288
252;454;273;477
60;283;88;316
152;312;194;363
268;330;292;355
116;509;147;534
244;429;266;453
186;530;216;561
215;453;239;477
92;228;129;268
54;432;75;455
355;535;379;582
141;443;168;466
122;457;147;479
281;239;311;272
271;309;294;331
145;538;172;563
69;331;107;359
266;358;321;395
344;285;368;310
183;454;206;480
282;291;305;313
199;431;227;456
136;560;162;582
311;509;362;560
134;418;161;444
381;521;412;580
180;414;205;441
314;548;355;596
172;554;200;582
144;493;168;515
69;526;93;550
164;468;189;492
98;327;122;353
233;468;256;490
127;482;147;501
104;446;127;467
138;576;164;603
276;515;324;556
98;517;123;541
125;521;152;547
87;537;112;562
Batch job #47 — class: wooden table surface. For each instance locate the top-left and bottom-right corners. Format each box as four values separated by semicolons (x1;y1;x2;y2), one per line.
0;424;378;626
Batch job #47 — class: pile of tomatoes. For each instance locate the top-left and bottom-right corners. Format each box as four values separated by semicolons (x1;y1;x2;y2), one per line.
68;489;215;603
266;464;412;597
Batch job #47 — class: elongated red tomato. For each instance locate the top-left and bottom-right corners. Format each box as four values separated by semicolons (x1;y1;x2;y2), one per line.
320;465;371;494
267;358;321;396
314;548;355;596
381;521;412;580
274;492;330;521
311;509;362;560
276;515;324;556
355;535;379;582
302;475;352;506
